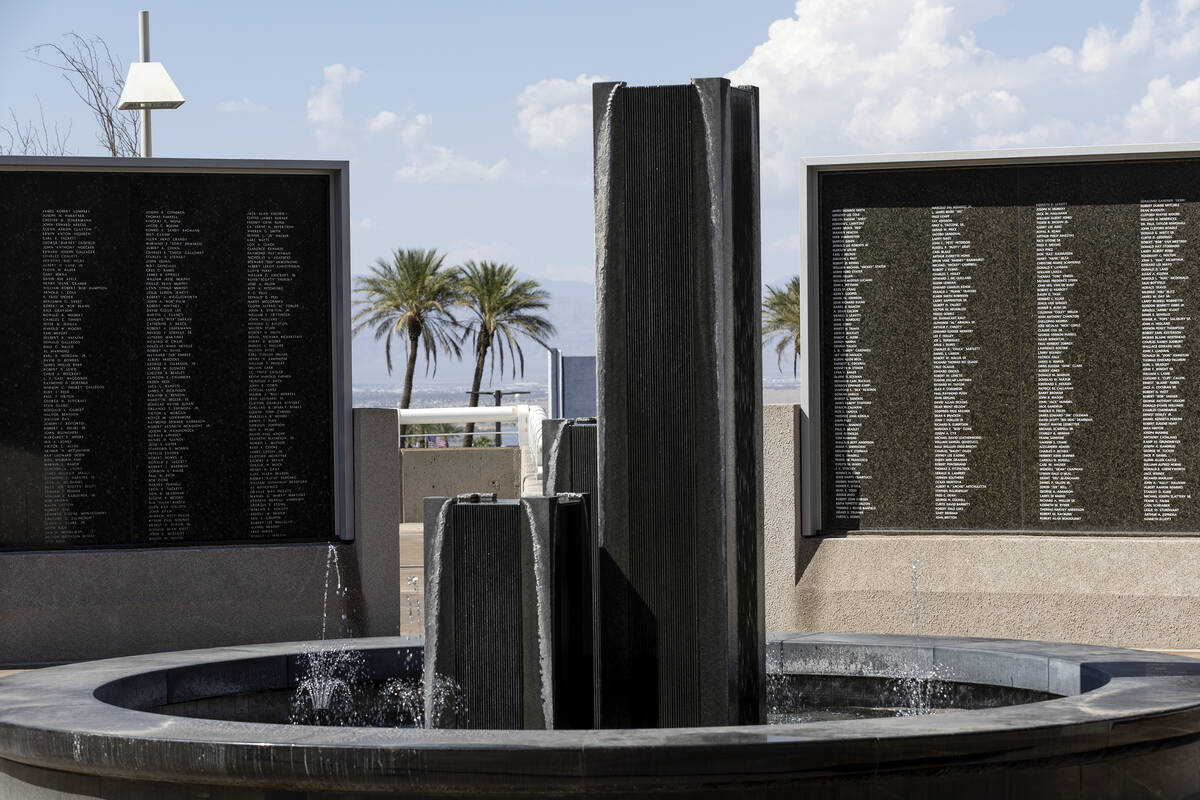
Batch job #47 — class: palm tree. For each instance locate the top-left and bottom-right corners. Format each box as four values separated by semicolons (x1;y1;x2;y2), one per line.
352;249;462;444
455;261;555;446
762;276;804;376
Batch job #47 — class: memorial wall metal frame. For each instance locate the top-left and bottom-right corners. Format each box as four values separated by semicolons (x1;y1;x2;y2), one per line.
803;143;1200;537
0;156;353;547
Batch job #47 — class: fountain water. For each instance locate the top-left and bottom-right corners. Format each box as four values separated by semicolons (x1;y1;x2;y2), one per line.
292;542;464;729
291;544;363;725
290;646;366;725
887;559;951;716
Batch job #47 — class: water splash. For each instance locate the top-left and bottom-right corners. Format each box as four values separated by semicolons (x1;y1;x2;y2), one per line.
292;543;360;725
520;498;555;729
765;672;804;719
544;422;569;494
290;646;366;726
406;575;422;626
889;558;951;716
422;497;455;728
889;661;953;717
320;543;347;641
373;673;466;728
910;559;921;637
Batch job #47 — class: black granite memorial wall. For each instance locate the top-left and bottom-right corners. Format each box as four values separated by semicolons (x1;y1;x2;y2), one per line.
818;158;1200;534
592;79;764;727
0;165;340;549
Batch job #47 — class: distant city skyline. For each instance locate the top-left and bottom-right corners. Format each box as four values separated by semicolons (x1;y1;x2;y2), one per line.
6;1;1200;385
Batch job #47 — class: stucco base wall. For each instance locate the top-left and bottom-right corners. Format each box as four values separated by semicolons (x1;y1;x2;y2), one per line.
785;535;1200;649
762;404;1200;650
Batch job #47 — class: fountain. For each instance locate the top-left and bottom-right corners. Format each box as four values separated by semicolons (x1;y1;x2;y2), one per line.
3;78;1200;799
4;635;1200;797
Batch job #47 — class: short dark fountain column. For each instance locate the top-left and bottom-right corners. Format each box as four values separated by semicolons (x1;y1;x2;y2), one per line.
422;493;593;729
541;417;598;498
593;78;764;727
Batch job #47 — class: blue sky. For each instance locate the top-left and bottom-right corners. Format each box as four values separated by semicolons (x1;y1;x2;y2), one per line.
6;0;1200;385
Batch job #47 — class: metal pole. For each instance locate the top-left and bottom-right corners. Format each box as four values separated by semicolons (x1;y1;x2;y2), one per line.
138;10;151;157
494;390;503;444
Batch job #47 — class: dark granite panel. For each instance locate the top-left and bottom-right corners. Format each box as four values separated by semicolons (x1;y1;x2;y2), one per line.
0;169;334;548
819;158;1200;533
0;172;138;546
1018;165;1141;531
820;168;1021;530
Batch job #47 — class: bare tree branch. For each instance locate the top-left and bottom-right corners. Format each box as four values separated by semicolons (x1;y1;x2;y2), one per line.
28;33;139;157
0;96;72;156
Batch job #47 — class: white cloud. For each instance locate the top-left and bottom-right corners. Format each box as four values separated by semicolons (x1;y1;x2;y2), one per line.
402;113;432;145
368;110;399;133
1079;0;1155;71
969;119;1080;149
308;64;363;123
727;0;1200;189
216;97;267;113
368;110;432;146
1124;74;1200;139
307;63;364;149
358;217;375;231
394;146;510;184
1162;0;1200;58
516;74;610;150
385;112;509;184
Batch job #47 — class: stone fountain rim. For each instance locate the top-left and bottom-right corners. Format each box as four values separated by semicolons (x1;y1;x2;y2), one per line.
1;633;1199;793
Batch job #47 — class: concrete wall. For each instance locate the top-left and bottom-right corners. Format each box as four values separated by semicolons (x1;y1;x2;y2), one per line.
398;447;521;523
351;408;403;637
0;409;402;667
762;403;1200;650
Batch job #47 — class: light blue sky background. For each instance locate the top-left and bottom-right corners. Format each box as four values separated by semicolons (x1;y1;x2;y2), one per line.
5;0;1200;386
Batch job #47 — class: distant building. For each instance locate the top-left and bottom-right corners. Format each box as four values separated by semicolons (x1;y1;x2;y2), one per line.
547;348;597;419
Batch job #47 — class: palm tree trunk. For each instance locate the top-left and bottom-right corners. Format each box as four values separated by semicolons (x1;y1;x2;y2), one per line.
463;341;488;447
399;331;420;448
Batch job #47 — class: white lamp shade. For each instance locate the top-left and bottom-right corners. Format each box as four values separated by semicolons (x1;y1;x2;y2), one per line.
117;62;185;110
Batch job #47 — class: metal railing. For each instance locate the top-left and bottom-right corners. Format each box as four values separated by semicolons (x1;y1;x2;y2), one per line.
396;405;548;493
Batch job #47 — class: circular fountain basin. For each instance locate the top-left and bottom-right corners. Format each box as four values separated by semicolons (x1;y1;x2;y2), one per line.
2;634;1199;798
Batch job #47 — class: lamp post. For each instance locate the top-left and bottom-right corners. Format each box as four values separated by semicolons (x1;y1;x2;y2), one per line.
116;10;185;157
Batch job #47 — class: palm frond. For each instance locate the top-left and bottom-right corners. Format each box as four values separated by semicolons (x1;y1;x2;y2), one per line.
455;260;557;382
762;276;804;376
351;247;462;387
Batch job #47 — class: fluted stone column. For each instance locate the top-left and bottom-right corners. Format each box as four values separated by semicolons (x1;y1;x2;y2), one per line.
592;78;764;728
422;494;593;730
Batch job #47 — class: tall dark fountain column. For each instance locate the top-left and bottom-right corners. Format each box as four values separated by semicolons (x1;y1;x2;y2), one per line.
592;78;764;727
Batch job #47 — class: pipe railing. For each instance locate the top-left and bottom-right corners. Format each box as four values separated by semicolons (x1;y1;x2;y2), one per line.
397;405;547;493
